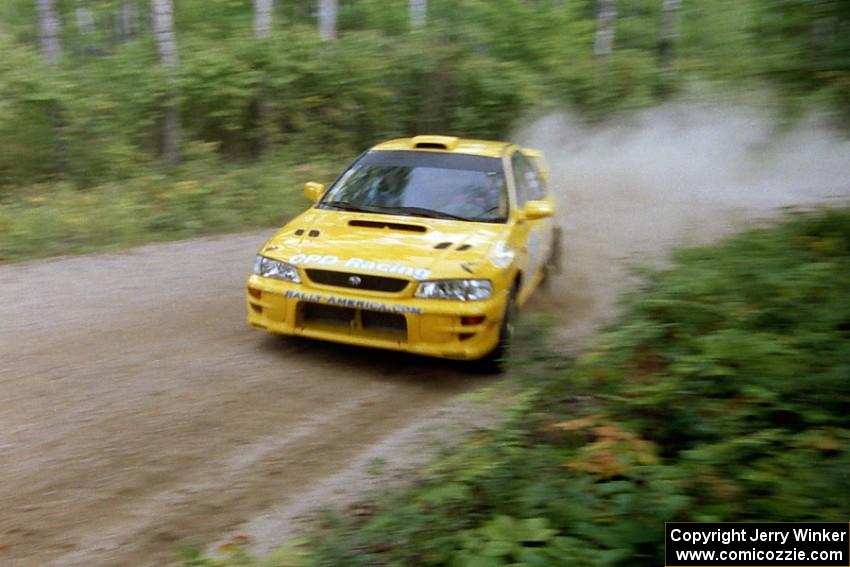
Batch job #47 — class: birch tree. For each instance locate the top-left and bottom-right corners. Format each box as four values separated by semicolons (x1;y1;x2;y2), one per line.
115;1;139;43
658;0;682;90
593;0;616;57
37;0;65;172
410;0;426;30
810;4;838;52
254;0;273;38
75;0;95;36
318;0;337;41
254;0;273;153
75;0;97;54
152;0;180;164
37;0;62;64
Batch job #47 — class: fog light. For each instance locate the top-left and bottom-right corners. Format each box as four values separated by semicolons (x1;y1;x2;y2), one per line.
461;315;486;326
248;287;262;299
250;303;262;314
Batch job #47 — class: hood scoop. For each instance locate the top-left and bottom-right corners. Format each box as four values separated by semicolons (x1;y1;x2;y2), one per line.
348;219;427;233
411;135;459;151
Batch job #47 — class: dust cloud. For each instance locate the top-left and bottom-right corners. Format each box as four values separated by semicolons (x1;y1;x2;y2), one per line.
514;104;850;347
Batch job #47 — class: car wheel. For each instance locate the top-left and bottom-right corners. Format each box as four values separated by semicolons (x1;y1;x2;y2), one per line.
469;284;518;374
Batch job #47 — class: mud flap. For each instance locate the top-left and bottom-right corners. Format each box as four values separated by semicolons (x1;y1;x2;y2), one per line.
545;226;563;276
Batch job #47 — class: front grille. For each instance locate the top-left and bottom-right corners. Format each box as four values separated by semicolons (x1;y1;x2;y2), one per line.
301;302;353;325
305;269;409;293
361;310;407;333
299;303;407;338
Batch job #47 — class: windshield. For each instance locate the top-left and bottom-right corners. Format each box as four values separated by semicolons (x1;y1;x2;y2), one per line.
319;150;508;223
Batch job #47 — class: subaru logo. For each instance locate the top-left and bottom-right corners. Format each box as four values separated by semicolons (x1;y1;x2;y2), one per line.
348;275;363;286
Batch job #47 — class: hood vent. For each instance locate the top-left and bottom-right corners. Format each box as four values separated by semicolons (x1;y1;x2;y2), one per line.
308;229;320;237
456;244;472;251
294;229;304;235
348;220;427;233
434;241;453;250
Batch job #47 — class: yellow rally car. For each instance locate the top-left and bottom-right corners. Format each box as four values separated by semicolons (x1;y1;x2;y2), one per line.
246;135;559;371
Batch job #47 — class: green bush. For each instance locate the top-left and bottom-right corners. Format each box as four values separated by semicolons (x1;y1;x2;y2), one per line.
286;207;849;567
0;150;340;262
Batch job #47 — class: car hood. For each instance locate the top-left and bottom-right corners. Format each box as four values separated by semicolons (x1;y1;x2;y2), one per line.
259;209;509;280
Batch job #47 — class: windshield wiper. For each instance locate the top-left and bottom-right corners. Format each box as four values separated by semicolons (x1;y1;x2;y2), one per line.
321;200;368;212
322;202;479;222
368;206;474;221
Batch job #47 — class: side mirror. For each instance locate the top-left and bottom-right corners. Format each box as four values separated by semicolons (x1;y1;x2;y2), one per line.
523;200;555;220
304;181;326;203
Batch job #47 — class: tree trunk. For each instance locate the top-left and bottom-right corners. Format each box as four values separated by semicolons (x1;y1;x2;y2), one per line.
810;2;837;53
76;0;97;54
318;0;337;41
37;0;62;64
151;0;180;164
37;0;65;174
254;0;274;154
593;0;616;57
658;0;682;92
152;0;178;67
76;1;95;35
254;0;273;38
115;1;138;42
410;0;426;30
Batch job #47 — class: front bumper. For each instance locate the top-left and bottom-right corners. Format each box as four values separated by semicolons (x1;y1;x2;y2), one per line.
246;274;507;360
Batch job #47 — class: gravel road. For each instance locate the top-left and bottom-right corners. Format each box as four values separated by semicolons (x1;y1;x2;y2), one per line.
0;232;491;566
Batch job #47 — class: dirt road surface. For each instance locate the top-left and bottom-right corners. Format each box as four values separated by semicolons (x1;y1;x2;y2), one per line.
0;232;492;566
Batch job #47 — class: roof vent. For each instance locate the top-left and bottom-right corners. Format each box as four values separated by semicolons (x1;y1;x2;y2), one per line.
412;135;460;151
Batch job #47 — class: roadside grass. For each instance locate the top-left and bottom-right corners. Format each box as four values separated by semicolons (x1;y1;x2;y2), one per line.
0;148;341;263
180;206;850;567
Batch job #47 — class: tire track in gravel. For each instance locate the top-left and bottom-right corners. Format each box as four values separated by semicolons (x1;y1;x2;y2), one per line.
0;233;487;567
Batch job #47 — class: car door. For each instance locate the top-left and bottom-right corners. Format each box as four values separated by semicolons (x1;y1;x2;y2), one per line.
509;149;553;301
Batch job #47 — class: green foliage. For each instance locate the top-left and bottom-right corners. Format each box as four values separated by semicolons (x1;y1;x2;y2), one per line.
178;538;308;567
0;150;339;262
3;0;847;192
0;30;55;184
279;208;849;567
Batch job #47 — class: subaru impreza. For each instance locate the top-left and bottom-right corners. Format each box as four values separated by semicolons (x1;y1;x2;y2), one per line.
246;135;559;371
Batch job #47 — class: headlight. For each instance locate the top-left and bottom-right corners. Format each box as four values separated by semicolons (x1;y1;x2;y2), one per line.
415;279;493;301
253;255;301;283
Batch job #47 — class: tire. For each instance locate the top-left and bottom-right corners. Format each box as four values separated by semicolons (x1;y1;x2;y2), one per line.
469;284;518;374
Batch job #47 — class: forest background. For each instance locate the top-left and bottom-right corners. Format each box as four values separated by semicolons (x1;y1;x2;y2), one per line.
1;0;848;260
